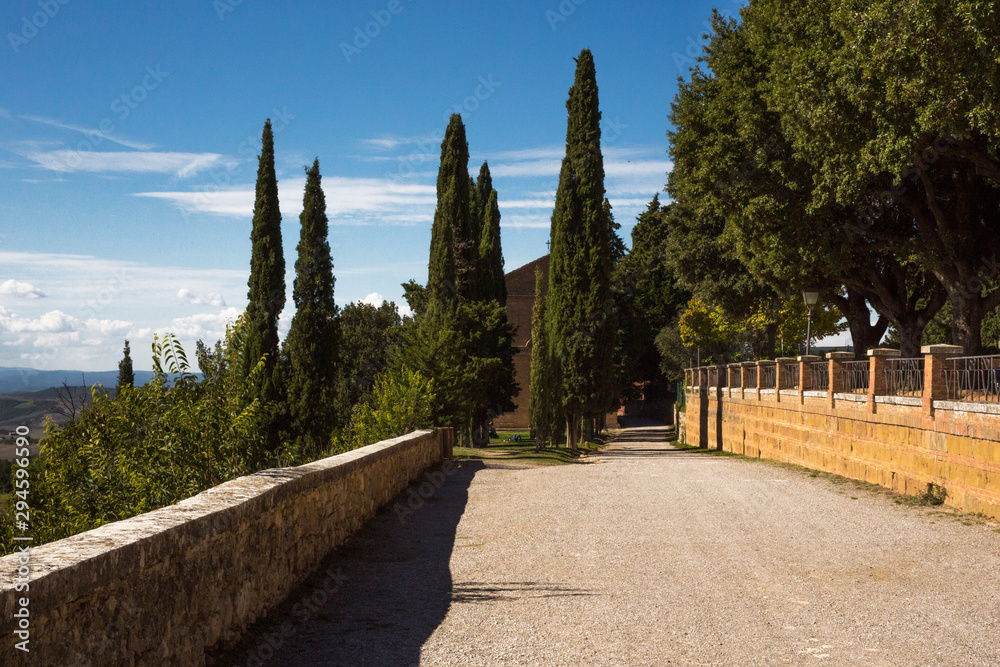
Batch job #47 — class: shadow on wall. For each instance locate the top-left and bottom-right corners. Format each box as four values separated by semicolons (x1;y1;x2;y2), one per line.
209;459;483;667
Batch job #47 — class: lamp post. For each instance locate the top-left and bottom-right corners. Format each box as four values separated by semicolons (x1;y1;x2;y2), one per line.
802;288;820;356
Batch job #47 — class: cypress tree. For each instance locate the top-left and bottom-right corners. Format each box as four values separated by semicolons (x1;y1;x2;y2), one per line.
245;119;286;447
428;114;472;308
116;340;134;393
284;159;339;452
475;162;506;305
546;49;615;449
529;268;560;448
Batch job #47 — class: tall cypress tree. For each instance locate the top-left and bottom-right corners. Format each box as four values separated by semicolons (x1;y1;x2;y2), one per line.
245;119;285;444
546;49;615;449
116;340;134;393
475;162;506;305
428;114;472;308
529;268;560;448
284;159;339;451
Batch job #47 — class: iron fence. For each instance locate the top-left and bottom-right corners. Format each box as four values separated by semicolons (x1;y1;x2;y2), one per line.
708;367;718;387
945;355;1000;403
884;357;924;397
810;361;829;391
744;365;758;389
760;364;776;389
841;360;869;394
781;363;799;389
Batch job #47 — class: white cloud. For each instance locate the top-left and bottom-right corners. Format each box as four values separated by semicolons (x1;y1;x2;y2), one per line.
176;288;227;307
23;150;228;177
0;279;45;299
163;307;242;340
361;292;385;307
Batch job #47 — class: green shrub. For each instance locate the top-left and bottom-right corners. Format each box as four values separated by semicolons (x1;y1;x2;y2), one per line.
0;315;269;555
332;366;435;453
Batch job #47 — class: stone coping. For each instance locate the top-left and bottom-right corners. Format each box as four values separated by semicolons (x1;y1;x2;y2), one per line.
803;390;828;398
875;395;922;407
933;400;1000;415
833;392;867;402
0;430;436;587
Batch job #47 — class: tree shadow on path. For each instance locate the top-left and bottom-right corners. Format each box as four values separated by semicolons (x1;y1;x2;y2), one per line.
209;460;483;667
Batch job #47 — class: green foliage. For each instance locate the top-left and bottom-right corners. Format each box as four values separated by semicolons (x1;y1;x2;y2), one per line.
116;339;134;392
428;114;472;308
395;300;518;439
331;366;435;453
529;268;562;446
284;159;340;455
0;316;269;555
338;300;403;407
614;196;690;385
245;118;286;443
476;184;507;305
546;49;617;443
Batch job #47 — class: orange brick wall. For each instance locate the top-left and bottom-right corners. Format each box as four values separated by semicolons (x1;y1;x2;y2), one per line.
686;388;1000;519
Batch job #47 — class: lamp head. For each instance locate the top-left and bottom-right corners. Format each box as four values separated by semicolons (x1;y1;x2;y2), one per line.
802;288;820;307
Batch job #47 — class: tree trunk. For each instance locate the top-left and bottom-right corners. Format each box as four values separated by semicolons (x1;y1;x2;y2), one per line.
565;413;579;450
950;293;986;355
830;290;888;360
895;321;924;358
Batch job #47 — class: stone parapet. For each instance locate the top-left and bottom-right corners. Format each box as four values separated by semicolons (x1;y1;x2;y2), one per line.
0;430;446;666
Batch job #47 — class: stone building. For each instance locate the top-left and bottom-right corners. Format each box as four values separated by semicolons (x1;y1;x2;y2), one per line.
494;255;549;429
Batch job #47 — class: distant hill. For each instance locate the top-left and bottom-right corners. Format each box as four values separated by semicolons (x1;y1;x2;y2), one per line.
0;367;157;394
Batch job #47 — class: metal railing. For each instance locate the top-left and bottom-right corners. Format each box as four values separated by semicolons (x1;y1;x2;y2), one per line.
945;355;1000;403
810;361;829;391
708;367;718;387
781;363;799;390
760;364;776;389
884;357;924;397
744;366;758;389
841;360;869;394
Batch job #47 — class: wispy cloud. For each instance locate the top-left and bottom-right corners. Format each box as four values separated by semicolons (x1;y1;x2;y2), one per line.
135;177;437;224
22;150;228;177
19;114;156;150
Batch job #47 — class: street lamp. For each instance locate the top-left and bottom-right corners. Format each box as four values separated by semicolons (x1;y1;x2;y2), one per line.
802;287;820;356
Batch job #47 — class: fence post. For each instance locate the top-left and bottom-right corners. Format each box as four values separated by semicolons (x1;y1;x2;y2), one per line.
740;362;753;400
715;364;726;403
827;351;853;408
775;357;795;404
757;360;774;401
922;344;964;418
867;348;900;413
439;426;454;459
797;355;820;404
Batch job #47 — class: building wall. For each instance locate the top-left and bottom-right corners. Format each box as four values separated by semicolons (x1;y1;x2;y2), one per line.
495;255;549;430
685;388;1000;519
0;430;447;666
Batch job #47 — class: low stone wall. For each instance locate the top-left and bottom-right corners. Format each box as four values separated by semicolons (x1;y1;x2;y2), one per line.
0;429;447;666
686;387;1000;519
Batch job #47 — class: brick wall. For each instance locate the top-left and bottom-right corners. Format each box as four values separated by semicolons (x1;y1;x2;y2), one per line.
685;387;1000;519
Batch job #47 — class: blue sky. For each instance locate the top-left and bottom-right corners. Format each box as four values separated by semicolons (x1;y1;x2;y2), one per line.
1;0;745;372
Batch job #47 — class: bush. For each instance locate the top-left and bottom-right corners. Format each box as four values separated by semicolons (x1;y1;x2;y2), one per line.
332;366;435;453
0;315;269;555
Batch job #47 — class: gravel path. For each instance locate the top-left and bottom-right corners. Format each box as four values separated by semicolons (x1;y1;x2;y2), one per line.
214;422;1000;666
